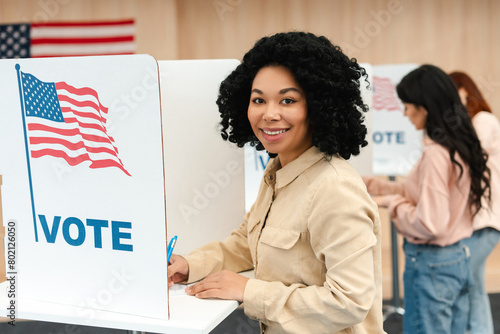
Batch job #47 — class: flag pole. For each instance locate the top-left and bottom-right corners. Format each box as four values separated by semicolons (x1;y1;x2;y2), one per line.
15;64;38;242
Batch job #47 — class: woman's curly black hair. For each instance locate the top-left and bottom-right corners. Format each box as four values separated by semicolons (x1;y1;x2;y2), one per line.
217;31;369;160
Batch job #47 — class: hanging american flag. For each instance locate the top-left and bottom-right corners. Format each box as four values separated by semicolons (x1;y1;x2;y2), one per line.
372;76;402;112
17;66;131;176
1;19;135;59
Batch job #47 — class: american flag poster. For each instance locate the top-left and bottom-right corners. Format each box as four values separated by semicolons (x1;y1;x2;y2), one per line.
371;64;423;175
0;19;135;58
0;55;168;321
19;69;131;176
372;76;402;112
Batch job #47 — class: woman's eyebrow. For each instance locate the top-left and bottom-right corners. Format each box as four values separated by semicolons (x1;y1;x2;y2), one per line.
251;87;301;94
279;87;301;94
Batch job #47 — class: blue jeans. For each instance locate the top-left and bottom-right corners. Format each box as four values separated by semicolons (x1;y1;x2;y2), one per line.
403;240;472;334
462;227;500;334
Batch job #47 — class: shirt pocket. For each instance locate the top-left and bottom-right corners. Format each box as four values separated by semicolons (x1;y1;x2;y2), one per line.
260;226;300;249
257;226;302;283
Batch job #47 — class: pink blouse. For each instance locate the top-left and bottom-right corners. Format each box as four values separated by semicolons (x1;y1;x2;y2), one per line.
471;111;500;232
365;137;474;246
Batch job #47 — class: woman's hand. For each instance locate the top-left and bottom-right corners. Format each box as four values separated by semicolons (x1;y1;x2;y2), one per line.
372;195;389;208
186;270;249;302
168;254;189;287
361;175;373;186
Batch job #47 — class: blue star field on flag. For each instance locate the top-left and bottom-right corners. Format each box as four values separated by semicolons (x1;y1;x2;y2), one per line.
21;72;64;122
0;23;30;59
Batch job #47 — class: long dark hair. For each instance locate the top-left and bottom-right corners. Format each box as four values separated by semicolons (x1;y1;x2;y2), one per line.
397;64;490;215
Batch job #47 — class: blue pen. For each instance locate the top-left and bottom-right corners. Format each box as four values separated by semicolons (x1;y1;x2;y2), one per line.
167;235;178;263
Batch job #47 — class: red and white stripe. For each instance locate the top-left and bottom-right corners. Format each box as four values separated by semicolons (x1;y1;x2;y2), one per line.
372;76;402;112
26;81;131;176
30;19;135;58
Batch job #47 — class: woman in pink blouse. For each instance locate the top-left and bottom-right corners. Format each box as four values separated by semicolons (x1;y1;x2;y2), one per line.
450;71;500;334
364;65;491;334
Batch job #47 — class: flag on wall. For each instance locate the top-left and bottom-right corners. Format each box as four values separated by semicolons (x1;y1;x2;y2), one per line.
16;65;131;176
372;76;402;112
1;19;135;58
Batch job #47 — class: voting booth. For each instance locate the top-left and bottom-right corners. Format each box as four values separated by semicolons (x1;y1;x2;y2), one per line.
371;63;422;176
159;59;245;256
0;55;169;319
0;56;246;333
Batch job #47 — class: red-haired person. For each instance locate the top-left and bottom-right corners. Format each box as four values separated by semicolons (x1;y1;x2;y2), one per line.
450;71;500;334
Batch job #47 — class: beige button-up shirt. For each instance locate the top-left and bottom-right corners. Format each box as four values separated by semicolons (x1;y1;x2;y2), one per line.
186;147;385;333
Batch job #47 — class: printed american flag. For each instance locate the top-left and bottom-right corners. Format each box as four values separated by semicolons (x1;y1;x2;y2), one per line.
0;19;135;58
19;69;131;176
372;76;402;112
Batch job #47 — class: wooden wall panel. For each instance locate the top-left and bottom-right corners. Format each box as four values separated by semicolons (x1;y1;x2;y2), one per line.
1;0;498;117
173;0;500;121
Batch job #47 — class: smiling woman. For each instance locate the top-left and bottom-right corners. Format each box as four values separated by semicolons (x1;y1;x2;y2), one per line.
168;31;386;334
247;66;312;167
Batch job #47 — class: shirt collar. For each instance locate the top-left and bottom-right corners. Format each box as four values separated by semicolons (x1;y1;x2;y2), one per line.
263;146;326;189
